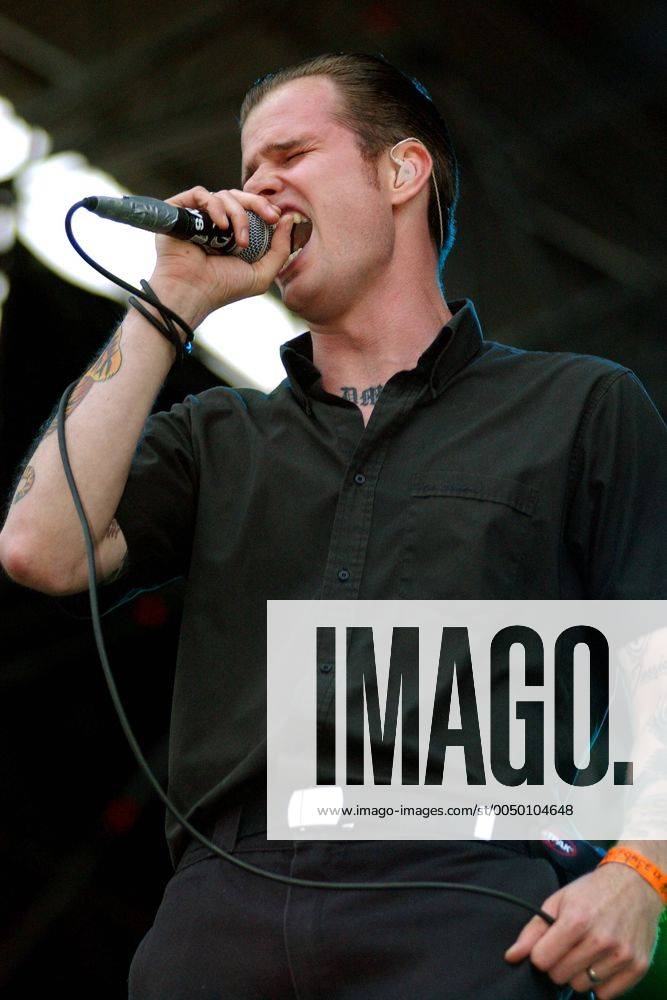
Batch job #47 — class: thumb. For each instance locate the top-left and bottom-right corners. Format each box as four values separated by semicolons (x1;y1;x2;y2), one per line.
251;212;295;285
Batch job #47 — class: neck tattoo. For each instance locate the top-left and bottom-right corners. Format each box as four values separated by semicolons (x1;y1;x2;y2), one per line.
341;384;384;406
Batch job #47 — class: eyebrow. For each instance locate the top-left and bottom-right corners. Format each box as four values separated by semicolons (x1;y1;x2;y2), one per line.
242;135;315;184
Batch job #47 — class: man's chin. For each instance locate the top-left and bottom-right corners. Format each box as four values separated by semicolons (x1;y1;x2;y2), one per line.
277;272;308;304
278;280;325;325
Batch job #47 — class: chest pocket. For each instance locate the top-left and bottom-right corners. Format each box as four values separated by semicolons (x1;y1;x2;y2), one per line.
398;471;539;599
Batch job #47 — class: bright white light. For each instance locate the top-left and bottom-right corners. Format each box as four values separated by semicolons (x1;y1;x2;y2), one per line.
15;151;157;299
14;148;306;390
28;126;52;162
0;98;33;181
195;295;305;390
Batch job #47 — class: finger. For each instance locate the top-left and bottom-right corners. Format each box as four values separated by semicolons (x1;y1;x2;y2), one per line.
210;190;256;248
505;914;551;963
227;189;283;225
568;965;644;1000
549;938;617;986
528;899;598;974
162;186;236;243
586;960;650;1000
208;189;281;250
165;185;217;213
249;212;295;287
567;949;639;998
156;186;282;252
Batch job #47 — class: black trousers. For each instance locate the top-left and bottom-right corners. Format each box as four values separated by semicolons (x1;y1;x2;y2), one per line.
128;804;567;1000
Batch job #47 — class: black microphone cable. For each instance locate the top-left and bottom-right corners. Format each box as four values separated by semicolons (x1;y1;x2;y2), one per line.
61;201;596;998
65;201;194;364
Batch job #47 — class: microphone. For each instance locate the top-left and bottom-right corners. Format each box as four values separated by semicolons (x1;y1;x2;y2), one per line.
81;194;276;264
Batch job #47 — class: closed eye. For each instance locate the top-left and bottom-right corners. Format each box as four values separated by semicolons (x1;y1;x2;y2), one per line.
286;151;305;161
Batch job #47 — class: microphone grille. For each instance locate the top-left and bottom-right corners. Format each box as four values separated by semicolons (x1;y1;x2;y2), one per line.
235;210;275;263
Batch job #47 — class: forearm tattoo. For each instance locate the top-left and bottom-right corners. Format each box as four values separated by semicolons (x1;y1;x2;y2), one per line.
43;326;123;439
105;519;121;540
341;384;384;406
11;465;35;505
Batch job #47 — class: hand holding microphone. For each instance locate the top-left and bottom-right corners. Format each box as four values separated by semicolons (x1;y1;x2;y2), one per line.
84;191;278;261
84;187;297;327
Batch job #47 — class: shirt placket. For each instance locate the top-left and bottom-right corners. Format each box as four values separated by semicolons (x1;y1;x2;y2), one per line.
316;376;428;719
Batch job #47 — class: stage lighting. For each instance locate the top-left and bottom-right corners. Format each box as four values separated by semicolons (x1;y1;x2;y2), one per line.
0;99;33;182
15;151;157;298
195;294;304;390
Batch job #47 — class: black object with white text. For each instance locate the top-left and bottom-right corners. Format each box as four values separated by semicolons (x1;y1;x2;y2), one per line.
82;194;276;263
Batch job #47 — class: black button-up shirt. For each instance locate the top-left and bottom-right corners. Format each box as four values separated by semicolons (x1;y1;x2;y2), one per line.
113;298;666;864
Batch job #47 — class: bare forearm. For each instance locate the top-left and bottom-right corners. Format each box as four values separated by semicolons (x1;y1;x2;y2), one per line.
1;186;296;590
616;840;667;871
0;293;193;587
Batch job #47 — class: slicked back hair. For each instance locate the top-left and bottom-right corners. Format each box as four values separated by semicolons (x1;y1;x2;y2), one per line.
238;53;460;291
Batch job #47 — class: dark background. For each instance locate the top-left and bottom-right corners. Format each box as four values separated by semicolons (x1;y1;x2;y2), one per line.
0;2;665;996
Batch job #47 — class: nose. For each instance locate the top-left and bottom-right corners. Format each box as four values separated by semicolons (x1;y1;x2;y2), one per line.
243;167;283;199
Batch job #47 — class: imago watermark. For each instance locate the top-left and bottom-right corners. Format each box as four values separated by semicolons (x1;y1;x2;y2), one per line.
266;601;666;841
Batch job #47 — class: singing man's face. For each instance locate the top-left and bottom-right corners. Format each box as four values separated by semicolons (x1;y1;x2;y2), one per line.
241;76;395;324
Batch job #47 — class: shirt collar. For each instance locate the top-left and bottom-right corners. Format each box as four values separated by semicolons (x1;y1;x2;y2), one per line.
279;298;484;412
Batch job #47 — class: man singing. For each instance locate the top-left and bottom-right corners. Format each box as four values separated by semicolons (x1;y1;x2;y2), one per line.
1;53;665;999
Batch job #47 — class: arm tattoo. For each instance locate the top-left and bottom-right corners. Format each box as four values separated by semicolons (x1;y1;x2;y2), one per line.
105;519;121;540
11;465;35;505
341;384;384;406
43;326;124;439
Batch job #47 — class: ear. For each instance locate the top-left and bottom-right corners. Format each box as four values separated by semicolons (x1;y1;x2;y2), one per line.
387;139;433;207
396;160;417;184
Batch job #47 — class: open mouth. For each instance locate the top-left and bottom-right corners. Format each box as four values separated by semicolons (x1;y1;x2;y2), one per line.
290;214;313;254
279;214;313;276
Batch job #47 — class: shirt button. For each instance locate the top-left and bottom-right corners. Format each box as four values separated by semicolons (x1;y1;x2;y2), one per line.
354;473;366;485
338;568;350;582
320;661;334;673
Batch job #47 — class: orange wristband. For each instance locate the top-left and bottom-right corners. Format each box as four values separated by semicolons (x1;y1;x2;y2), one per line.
598;847;667;906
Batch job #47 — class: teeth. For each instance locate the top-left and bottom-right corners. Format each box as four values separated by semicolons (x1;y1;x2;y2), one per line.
278;245;304;275
291;212;310;223
287;247;303;263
